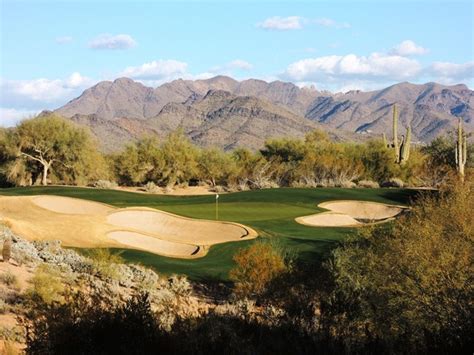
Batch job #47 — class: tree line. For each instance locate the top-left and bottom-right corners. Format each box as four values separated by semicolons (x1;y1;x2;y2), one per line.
0;113;472;188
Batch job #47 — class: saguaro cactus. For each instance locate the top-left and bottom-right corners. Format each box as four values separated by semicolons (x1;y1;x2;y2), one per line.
388;104;411;164
2;236;11;263
455;118;467;182
399;126;411;165
392;104;399;162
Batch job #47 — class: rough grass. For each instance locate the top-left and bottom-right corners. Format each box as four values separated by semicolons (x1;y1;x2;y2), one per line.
0;186;419;281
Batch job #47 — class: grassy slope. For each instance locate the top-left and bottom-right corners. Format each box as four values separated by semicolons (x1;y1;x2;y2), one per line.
0;187;418;281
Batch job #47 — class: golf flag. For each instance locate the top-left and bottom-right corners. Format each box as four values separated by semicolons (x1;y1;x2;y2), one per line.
216;194;219;200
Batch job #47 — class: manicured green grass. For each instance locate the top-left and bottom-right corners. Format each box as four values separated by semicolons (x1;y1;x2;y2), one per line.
0;186;419;281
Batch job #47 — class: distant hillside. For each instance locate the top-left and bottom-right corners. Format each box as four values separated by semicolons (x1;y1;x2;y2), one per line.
55;76;473;151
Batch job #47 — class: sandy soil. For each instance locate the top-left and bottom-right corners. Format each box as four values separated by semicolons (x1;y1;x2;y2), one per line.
0;195;257;258
116;185;218;196
108;231;201;258
296;212;362;227
296;200;406;227
33;195;113;215
107;209;254;245
319;201;404;220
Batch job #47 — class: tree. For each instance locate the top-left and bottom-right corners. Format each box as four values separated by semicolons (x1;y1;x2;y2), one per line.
197;148;235;186
9;115;101;186
160;130;198;186
115;137;162;185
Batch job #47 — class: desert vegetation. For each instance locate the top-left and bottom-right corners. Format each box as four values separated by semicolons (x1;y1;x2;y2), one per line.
0;175;469;354
1;113;472;190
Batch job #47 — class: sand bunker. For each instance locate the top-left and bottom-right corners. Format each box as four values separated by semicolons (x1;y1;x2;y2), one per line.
1;195;257;259
107;231;200;258
296;200;406;227
33;195;112;215
107;209;253;245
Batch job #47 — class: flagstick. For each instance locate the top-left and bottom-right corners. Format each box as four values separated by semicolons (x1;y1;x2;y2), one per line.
215;194;219;220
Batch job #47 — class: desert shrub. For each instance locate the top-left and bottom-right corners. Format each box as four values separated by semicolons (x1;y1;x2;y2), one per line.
339;180;356;188
23;291;172;354
0;272;18;288
329;176;474;352
144;181;160;193
381;177;404;188
230;242;288;298
94;180;118;189
0;299;7;314
27;264;64;304
357;179;380;188
88;249;123;280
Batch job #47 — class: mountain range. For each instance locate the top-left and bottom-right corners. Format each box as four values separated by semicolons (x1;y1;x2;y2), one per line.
53;76;473;152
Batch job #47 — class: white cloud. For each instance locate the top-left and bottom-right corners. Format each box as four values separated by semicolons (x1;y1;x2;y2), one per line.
390;40;428;56
284;53;422;82
120;60;188;80
0;73;95;112
315;18;351;29
209;59;253;74
257;16;303;30
428;61;474;83
227;60;253;71
0;108;40;127
55;36;73;44
88;34;136;50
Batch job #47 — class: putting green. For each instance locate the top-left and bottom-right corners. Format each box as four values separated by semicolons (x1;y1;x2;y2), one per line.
0;186;420;281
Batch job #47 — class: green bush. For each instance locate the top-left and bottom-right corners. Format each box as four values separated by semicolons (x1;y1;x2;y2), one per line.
27;264;64;304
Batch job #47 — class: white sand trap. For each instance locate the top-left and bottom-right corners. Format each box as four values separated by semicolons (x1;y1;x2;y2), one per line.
296;213;362;227
319;201;403;220
108;231;200;258
296;200;406;227
107;209;255;245
32;195;113;215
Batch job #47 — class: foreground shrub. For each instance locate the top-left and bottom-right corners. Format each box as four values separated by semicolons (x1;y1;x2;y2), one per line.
88;249;123;280
330;176;474;352
27;264;64;304
230;242;288;298
0;271;18;288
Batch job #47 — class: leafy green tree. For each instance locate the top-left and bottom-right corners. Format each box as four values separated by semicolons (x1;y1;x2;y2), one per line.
197;148;235;186
360;139;400;182
160;130;199;186
4;115;104;186
115;137;162;185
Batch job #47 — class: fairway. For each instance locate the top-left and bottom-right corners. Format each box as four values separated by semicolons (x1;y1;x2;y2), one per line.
0;186;419;281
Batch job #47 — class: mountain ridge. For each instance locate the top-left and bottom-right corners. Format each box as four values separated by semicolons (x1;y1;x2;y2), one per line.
54;76;473;151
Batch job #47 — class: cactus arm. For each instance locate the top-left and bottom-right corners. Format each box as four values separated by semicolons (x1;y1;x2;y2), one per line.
402;126;411;162
462;135;467;165
393;104;399;162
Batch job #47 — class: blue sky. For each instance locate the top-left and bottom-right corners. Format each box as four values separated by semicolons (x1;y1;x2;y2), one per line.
1;0;473;126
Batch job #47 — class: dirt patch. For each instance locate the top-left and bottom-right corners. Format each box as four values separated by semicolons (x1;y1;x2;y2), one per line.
295;200;406;227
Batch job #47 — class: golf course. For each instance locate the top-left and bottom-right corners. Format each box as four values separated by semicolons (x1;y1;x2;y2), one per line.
0;186;419;280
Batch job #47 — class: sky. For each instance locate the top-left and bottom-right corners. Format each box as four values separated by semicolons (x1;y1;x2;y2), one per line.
0;0;473;126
